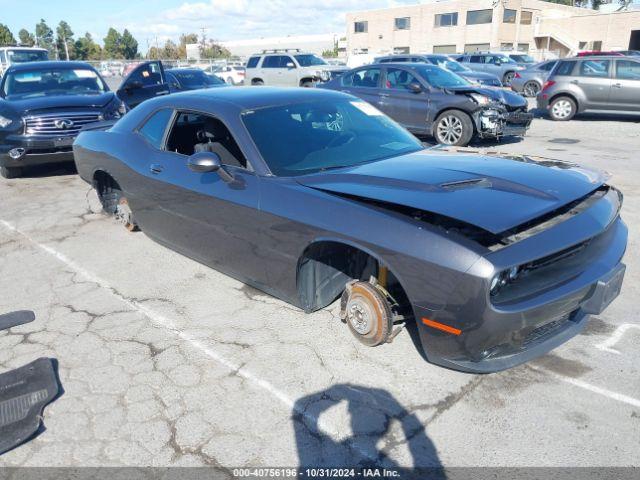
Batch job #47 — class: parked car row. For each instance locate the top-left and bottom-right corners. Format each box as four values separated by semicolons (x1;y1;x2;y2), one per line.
0;55;628;373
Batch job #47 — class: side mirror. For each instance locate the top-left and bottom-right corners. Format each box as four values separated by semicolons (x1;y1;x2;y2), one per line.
187;152;234;182
408;82;423;94
286;62;295;69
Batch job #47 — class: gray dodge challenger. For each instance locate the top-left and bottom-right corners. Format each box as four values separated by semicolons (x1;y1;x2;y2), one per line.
73;88;627;373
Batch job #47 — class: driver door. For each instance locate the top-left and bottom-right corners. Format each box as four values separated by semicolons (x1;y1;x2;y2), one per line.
379;67;429;132
139;110;268;287
117;61;169;109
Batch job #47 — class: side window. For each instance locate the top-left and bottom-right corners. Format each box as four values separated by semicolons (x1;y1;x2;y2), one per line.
540;61;556;72
615;60;640;80
469;56;483;63
138;109;173;149
579;60;610;78
385;68;420;90
129;62;164;87
0;51;5;63
166;112;247;169
282;56;295;67
246;56;260;69
555;61;576;76
262;56;279;68
347;68;381;88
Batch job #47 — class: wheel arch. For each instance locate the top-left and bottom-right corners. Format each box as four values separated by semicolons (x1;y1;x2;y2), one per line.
295;238;411;314
548;91;581;112
251;78;264;85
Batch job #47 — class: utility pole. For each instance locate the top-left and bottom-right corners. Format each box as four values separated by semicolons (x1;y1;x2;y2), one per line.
62;34;70;61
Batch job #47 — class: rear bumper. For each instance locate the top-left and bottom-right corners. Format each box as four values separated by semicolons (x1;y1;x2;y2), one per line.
413;218;627;373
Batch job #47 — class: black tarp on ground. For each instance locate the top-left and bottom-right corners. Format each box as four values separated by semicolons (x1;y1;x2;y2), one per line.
0;310;35;331
0;358;60;455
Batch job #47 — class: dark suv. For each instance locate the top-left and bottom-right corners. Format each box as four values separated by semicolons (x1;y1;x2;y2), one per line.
537;56;640;121
319;63;532;146
0;61;123;178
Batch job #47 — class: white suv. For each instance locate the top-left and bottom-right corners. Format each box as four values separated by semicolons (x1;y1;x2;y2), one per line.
0;47;48;77
245;49;333;87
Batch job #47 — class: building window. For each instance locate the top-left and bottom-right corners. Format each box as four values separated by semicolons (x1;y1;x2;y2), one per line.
517;43;529;52
520;11;533;25
434;12;458;27
593;41;603;51
393;46;410;54
433;44;457;54
467;9;493;25
354;21;368;33
579;41;588;49
503;9;516;23
395;17;411;30
464;43;490;53
501;43;514;50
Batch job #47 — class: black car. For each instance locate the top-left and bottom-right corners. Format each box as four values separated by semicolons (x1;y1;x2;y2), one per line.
0;61;123;178
73;88;626;373
319;63;533;146
375;54;503;87
116;61;227;110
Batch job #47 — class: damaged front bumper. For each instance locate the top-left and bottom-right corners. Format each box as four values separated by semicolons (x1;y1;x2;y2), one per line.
474;106;533;139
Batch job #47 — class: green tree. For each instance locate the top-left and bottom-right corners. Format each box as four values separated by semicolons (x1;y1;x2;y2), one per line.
120;29;138;59
18;29;35;46
56;21;74;60
0;24;16;45
35;19;54;54
74;32;102;60
162;39;179;59
103;27;123;58
200;41;230;60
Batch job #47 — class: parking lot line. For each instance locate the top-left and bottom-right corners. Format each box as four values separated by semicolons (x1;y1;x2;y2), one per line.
0;218;371;460
595;323;640;355
529;365;640;408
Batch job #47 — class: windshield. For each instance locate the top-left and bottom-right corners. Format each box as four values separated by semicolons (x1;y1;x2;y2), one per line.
171;70;225;88
510;54;535;63
294;54;328;67
242;99;423;176
6;49;48;64
415;65;471;89
1;67;107;99
495;55;517;64
431;58;468;73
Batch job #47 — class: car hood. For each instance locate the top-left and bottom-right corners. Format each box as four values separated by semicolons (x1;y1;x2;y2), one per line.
2;92;115;114
296;151;606;234
446;85;526;108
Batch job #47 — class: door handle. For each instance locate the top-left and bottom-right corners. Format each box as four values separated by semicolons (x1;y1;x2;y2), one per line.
380;93;390;98
612;83;623;88
155;90;170;96
150;164;164;174
570;80;579;85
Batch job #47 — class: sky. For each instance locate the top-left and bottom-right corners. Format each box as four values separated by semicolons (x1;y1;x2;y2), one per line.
2;0;639;52
0;0;426;51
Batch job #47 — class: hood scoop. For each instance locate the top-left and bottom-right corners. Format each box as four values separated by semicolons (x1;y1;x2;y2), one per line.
440;178;492;191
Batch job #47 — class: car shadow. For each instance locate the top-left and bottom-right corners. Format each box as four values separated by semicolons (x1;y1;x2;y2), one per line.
18;163;77;179
292;384;444;477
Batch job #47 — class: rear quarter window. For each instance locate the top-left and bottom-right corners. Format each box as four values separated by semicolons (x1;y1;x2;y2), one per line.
138;108;173;149
246;57;260;69
555;61;576;76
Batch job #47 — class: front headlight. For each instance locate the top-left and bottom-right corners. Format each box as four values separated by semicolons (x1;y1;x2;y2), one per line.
102;100;127;120
0;115;12;128
490;266;521;297
469;93;491;106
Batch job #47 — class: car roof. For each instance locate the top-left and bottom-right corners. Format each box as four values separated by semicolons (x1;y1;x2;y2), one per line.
566;55;635;60
0;46;47;51
6;61;95;72
164;86;351;111
167;68;205;73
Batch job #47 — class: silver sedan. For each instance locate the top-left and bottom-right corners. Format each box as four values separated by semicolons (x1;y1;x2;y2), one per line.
511;60;558;97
